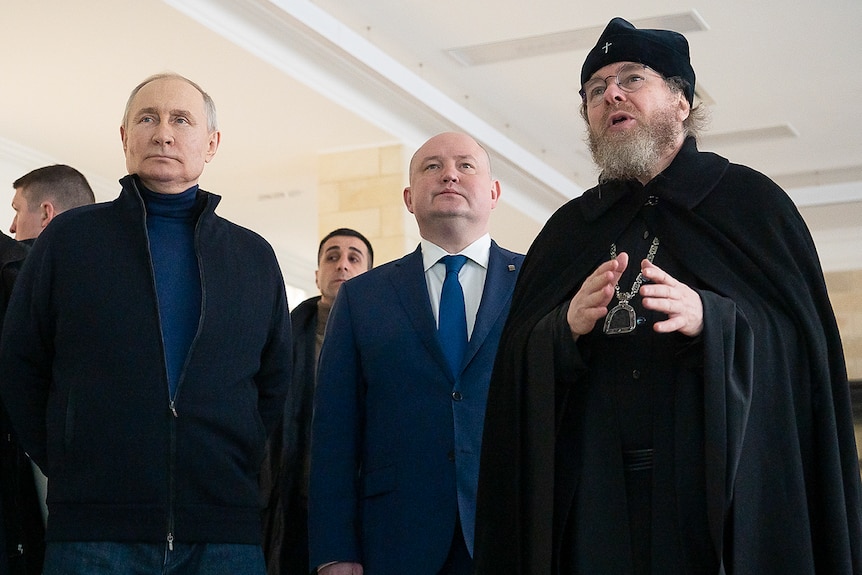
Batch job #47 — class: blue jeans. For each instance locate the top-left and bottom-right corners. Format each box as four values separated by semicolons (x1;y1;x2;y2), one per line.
42;541;265;575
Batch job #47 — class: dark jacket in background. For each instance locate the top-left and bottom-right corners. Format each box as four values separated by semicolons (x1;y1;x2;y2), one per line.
0;175;291;545
262;295;320;575
0;235;43;575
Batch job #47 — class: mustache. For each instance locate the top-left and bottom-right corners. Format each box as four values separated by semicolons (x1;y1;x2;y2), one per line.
586;106;682;182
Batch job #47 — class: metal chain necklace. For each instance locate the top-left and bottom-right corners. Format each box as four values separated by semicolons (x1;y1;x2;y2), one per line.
603;236;660;335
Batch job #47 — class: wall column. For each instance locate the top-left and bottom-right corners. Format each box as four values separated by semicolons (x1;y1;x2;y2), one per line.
826;270;862;380
317;144;419;266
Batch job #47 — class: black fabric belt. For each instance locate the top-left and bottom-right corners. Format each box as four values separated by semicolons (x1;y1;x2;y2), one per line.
623;448;654;472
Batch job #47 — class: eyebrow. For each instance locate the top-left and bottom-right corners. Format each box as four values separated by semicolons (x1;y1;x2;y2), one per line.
134;107;196;120
418;154;479;166
325;246;365;256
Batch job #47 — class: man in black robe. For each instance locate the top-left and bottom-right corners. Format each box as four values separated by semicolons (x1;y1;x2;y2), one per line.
474;17;862;574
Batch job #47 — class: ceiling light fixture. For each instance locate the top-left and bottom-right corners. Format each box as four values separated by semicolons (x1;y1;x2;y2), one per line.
447;10;709;66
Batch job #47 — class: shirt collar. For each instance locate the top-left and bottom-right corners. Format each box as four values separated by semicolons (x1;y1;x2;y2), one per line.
420;233;491;272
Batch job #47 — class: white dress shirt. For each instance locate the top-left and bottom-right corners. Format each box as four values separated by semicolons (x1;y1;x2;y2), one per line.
420;234;490;339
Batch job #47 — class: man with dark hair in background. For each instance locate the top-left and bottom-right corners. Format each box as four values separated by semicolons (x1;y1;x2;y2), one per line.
10;164;95;241
0;163;96;575
262;227;373;575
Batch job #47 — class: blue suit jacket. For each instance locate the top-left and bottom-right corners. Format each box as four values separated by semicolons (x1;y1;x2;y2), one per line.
309;241;523;575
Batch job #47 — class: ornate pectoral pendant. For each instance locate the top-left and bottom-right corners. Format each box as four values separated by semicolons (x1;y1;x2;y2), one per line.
604;302;636;335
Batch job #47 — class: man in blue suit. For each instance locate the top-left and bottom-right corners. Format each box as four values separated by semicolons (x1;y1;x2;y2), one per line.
308;132;524;575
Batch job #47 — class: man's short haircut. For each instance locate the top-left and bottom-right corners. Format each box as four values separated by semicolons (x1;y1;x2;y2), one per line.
317;228;374;269
13;164;95;212
122;72;218;133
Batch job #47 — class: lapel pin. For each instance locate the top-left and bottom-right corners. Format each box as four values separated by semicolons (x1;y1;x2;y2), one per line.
508;265;516;271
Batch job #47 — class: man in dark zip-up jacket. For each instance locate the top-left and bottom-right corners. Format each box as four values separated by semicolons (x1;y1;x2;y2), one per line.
0;73;291;575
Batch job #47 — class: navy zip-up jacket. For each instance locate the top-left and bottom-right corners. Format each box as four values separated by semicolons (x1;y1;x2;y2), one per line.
0;175;291;545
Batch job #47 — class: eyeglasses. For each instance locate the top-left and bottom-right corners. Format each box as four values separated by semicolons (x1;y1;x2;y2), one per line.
579;63;655;108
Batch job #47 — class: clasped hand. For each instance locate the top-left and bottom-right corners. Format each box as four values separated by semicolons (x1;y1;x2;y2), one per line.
566;252;703;338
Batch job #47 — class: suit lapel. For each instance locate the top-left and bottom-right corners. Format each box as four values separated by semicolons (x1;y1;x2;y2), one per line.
391;243;520;380
464;242;519;369
389;247;452;373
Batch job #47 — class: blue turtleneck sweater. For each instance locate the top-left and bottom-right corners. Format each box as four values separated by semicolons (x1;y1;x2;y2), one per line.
140;184;202;398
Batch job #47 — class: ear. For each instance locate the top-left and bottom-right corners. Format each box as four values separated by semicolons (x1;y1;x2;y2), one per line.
489;180;501;209
314;269;320;292
403;187;415;214
120;125;128;152
676;93;691;123
205;131;221;163
40;201;56;228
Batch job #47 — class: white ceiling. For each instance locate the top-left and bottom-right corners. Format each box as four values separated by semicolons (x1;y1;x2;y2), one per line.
2;0;860;297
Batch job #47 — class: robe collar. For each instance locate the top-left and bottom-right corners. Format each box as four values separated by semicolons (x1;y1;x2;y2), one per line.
580;137;729;222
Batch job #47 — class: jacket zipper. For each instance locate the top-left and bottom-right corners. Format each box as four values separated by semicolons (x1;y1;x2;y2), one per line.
134;181;210;554
165;209;208;551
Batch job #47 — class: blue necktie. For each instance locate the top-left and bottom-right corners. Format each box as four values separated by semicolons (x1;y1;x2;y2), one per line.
438;255;468;376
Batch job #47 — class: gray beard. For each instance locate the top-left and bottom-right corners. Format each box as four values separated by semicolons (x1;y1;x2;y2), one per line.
587;106;681;183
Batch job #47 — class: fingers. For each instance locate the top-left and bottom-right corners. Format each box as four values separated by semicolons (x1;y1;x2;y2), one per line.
566;257;704;338
567;254;629;337
641;258;675;287
639;260;703;337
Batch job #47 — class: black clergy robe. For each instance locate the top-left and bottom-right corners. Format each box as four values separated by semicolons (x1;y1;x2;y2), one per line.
473;137;862;574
